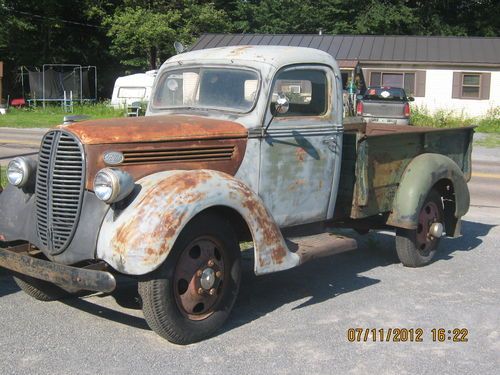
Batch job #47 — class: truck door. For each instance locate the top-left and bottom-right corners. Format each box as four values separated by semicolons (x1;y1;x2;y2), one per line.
258;66;341;227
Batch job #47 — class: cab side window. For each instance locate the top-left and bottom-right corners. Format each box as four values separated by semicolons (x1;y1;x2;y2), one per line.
271;69;328;117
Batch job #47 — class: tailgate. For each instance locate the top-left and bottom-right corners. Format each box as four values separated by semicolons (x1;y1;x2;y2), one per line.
362;100;405;118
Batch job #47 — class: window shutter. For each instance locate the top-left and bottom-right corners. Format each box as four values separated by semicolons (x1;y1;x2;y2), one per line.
452;72;461;98
415;71;426;97
365;70;371;85
480;73;491;100
365;70;375;86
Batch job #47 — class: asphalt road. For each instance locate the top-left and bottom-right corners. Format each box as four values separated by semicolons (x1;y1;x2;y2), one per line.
0;128;499;374
0;128;45;166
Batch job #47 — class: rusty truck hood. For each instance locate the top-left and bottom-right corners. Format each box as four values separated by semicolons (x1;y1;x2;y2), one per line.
60;114;248;145
58;114;249;190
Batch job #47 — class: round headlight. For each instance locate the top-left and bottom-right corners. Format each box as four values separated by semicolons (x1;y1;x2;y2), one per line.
7;157;31;187
93;168;134;204
94;170;115;202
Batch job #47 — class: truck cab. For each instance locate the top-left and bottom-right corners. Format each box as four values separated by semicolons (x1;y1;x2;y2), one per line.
147;46;344;227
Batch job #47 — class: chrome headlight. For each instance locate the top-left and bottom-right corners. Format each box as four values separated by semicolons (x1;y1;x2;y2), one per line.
93;168;134;204
7;157;34;187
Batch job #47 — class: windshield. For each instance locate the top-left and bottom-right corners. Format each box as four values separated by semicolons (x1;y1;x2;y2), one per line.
362;87;407;101
152;67;259;113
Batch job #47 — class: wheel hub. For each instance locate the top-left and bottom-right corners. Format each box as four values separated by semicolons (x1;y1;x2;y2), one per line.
173;238;226;320
200;267;216;290
416;201;441;255
428;222;444;239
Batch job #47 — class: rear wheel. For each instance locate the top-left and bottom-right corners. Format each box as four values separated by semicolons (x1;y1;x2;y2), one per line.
395;189;444;267
139;212;241;344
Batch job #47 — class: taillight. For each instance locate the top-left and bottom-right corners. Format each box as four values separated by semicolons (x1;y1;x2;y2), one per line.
356;101;363;116
404;102;410;117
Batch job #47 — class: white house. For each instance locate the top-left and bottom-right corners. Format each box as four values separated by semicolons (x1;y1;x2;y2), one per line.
191;34;500;117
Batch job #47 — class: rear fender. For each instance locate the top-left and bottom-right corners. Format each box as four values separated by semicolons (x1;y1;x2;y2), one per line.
96;170;299;275
386;153;470;232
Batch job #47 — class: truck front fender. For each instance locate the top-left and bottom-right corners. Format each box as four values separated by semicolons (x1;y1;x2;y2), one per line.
386;153;470;231
96;169;299;275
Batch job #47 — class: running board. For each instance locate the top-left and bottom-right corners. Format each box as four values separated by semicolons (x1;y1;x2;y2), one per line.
286;232;357;264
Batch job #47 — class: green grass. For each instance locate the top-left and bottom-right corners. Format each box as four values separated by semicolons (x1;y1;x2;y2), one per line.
0;102;126;128
474;134;500;148
411;106;500;133
0;166;7;188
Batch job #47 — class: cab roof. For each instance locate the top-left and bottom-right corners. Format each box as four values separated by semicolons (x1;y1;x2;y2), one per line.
165;45;337;69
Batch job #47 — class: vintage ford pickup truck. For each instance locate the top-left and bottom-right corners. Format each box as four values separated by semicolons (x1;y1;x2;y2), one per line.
0;46;473;344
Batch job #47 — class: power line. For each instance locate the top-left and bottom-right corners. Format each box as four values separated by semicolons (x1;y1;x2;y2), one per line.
1;6;106;29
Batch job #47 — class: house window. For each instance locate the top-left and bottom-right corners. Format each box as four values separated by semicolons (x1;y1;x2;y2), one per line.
369;71;416;96
461;74;480;98
452;72;491;100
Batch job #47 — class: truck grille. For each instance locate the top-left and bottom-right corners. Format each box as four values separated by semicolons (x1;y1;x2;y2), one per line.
35;130;85;255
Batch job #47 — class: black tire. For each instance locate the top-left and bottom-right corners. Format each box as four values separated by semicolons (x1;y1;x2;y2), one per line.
395;189;444;267
139;211;241;345
13;273;71;301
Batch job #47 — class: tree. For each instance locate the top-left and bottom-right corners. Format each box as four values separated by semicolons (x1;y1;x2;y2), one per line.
181;0;232;42
105;1;231;70
353;0;419;35
0;0;497;100
106;7;181;70
0;0;121;97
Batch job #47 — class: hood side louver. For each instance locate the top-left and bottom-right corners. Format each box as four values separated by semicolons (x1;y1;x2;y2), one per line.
121;145;235;165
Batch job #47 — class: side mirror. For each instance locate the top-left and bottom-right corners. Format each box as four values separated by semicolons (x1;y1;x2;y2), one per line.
274;94;289;115
356;94;364;100
174;41;185;54
408;97;415;102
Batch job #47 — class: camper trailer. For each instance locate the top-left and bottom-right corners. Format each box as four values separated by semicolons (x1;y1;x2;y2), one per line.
110;70;157;109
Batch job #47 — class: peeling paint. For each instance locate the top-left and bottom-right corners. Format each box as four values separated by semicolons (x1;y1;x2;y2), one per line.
96;169;299;275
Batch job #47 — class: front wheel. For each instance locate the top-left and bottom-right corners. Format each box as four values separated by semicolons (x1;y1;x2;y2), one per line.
139;212;241;344
395;189;444;267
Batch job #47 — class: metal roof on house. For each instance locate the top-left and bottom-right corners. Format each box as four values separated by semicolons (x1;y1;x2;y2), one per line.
190;34;500;65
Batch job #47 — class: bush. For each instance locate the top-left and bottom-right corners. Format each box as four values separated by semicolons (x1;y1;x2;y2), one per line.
411;105;500;133
477;107;500;133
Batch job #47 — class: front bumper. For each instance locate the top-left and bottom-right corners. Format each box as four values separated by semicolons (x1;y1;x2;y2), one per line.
0;244;116;293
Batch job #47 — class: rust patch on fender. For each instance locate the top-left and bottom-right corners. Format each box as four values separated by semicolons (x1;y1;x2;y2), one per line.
271;246;287;265
230;178;288;267
111;171;213;266
98;170;298;275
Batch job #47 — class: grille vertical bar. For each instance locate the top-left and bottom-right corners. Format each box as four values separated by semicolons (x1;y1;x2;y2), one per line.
35;130;85;255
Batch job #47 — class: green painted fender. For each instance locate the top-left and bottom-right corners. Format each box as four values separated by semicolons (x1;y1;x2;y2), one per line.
386;153;470;230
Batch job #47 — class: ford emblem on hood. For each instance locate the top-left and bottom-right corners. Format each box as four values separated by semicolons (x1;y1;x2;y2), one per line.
103;151;124;165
